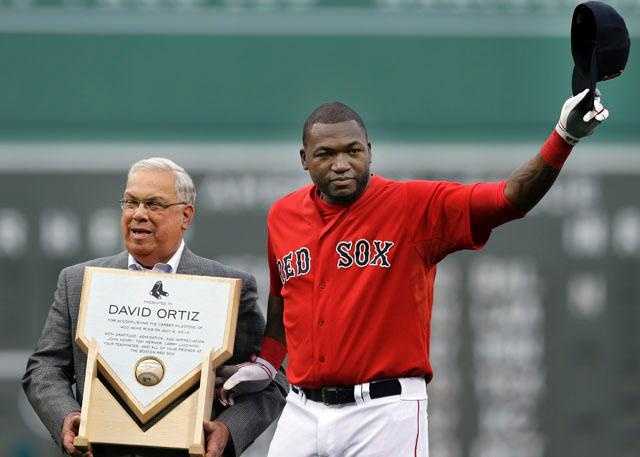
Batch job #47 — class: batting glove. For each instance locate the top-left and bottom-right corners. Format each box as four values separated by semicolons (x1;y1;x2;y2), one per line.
216;355;277;406
555;88;609;145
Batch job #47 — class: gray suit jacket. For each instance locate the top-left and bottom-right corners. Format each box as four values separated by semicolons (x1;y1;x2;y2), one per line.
22;248;287;456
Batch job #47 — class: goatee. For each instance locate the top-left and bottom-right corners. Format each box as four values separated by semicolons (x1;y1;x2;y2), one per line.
325;173;370;205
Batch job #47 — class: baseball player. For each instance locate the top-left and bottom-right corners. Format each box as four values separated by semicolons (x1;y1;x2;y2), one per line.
220;91;608;456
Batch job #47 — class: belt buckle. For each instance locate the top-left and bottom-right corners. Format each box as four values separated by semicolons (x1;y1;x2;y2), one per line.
321;387;337;405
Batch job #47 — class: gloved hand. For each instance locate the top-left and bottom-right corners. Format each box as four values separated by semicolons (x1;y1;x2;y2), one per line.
555;88;609;145
215;355;277;406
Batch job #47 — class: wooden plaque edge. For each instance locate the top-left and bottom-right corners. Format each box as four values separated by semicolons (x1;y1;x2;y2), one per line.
74;338;98;449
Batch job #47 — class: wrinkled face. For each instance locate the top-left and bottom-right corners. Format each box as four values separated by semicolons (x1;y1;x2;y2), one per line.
121;169;194;267
301;120;372;205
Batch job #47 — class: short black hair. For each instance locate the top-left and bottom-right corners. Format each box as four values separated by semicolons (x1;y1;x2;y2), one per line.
302;102;368;146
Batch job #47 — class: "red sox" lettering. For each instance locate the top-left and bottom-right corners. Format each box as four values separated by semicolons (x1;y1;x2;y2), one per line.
336;240;394;269
276;240;394;284
277;247;311;284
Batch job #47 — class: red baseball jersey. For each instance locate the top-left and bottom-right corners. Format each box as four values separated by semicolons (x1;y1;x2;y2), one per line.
267;175;501;388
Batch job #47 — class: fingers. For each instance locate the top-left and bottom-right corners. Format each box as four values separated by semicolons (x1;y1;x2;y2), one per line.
62;442;88;457
222;375;240;391
67;414;81;434
219;372;239;405
62;413;82;456
203;420;217;434
595;108;609;122
575;88;590;101
580;89;608;124
557;88;608;142
583;110;597;122
62;435;78;456
203;422;218;457
568;88;590;109
594;95;604;113
62;434;86;456
216;365;239;380
216;360;275;408
584;108;609;122
560;88;590;120
203;421;230;457
582;103;609;123
218;386;235;407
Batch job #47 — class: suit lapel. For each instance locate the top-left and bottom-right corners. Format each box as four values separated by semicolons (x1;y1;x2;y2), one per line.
176;247;201;275
108;251;130;270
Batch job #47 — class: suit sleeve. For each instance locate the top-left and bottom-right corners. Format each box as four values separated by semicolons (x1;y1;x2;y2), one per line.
224;274;263;365
215;273;287;456
22;268;81;447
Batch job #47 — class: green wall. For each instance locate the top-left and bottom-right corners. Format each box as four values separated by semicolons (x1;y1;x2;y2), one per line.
1;33;637;141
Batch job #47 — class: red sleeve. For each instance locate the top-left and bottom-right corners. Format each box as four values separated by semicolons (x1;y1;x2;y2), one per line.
469;181;526;242
259;336;287;369
407;180;526;263
266;225;283;298
406;180;482;264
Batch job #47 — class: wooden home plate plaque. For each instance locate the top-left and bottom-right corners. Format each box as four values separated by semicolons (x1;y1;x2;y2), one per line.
74;267;241;456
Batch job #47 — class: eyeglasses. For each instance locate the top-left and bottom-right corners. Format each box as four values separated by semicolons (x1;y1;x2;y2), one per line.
119;198;188;213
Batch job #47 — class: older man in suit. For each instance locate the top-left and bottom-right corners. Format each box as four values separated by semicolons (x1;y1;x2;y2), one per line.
22;157;286;457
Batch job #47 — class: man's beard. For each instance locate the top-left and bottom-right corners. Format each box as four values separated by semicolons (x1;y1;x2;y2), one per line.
321;172;370;205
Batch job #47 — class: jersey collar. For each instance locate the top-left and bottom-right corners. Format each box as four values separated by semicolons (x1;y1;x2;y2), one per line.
303;175;382;235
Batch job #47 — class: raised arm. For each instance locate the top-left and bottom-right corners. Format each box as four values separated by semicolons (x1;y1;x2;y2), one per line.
505;89;608;213
503;140;566;213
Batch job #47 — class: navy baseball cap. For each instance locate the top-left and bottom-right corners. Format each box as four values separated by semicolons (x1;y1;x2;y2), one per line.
571;1;630;108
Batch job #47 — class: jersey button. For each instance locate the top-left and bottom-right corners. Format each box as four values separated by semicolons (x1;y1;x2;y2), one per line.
319;319;325;327
319;355;325;363
319;281;327;290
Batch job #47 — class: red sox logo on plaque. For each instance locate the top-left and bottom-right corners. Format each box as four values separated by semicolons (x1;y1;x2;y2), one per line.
150;280;169;299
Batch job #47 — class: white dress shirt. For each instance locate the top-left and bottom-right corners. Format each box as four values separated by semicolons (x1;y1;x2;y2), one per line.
127;239;185;273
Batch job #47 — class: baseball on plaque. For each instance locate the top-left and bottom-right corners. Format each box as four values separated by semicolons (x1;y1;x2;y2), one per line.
73;267;241;457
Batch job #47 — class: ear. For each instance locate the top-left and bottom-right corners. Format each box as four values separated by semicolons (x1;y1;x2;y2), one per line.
181;205;195;230
367;142;373;163
300;148;309;171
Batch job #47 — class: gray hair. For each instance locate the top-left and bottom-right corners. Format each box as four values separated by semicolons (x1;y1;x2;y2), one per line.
127;157;196;206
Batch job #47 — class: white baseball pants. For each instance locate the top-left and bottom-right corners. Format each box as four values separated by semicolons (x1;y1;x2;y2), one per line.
267;377;429;457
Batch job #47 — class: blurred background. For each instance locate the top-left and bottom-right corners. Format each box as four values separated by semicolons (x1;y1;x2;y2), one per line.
0;0;638;456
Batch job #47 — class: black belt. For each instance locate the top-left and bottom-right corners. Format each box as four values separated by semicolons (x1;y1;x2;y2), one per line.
291;379;402;405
